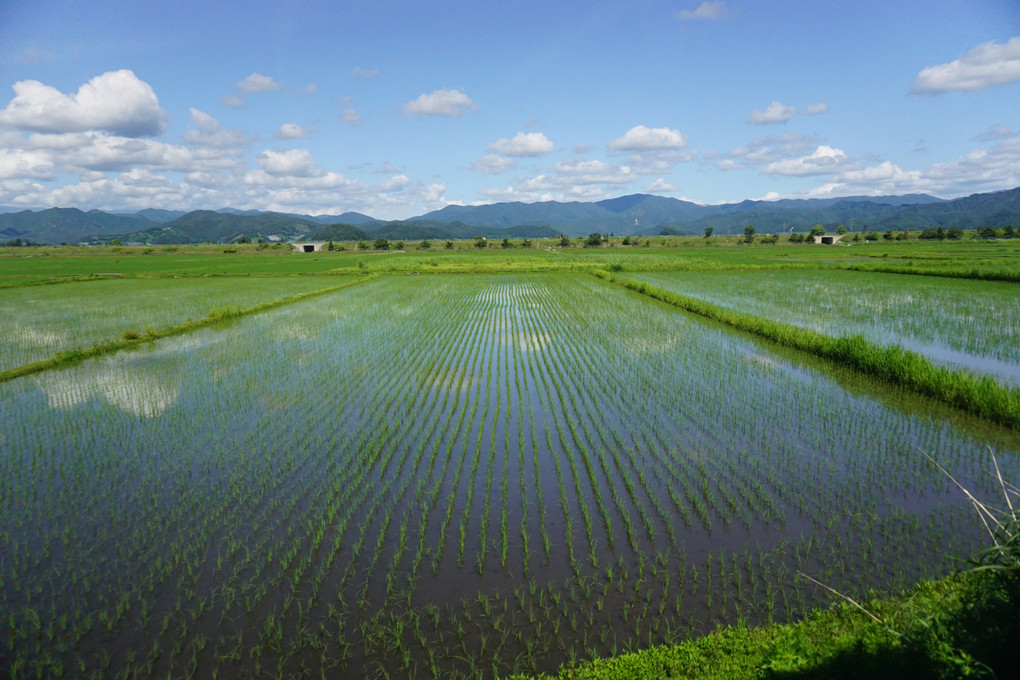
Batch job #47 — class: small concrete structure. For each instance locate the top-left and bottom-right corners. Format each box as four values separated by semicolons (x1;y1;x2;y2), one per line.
813;234;847;245
292;242;327;253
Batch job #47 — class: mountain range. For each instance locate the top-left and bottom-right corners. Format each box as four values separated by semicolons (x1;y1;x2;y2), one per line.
1;187;1017;245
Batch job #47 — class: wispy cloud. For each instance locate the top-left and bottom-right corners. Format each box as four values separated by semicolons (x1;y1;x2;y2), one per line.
674;1;730;21
748;100;796;125
352;66;379;80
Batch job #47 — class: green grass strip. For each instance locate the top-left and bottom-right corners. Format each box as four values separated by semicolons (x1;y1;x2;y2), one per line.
835;262;1020;283
591;269;1020;430
0;274;379;384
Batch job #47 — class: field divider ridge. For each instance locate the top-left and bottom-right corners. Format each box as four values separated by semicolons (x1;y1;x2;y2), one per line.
0;273;381;384
590;268;1020;430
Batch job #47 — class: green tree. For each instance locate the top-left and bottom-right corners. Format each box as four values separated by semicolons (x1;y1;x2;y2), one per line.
743;225;756;244
704;226;714;238
420;239;431;249
474;236;487;249
326;240;336;251
809;224;827;238
585;232;604;247
836;224;847;235
501;237;512;248
521;238;533;247
445;240;454;249
373;237;390;250
558;235;571;247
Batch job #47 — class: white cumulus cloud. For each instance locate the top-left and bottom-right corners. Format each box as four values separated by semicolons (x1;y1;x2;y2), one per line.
763;145;851;176
236;73;284;94
645;178;678;193
0;70;167;137
608;125;687;150
912;36;1020;93
0;149;55;179
274;123;310;139
403;89;477;118
748;101;796;124
486;132;555;156
254;149;323;177
805;102;829;115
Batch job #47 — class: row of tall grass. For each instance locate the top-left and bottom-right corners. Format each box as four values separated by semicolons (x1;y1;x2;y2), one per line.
836;261;1020;283
592;269;1020;429
631;269;1020;386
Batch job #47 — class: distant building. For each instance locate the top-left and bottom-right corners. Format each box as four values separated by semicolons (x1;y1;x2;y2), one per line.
813;234;847;245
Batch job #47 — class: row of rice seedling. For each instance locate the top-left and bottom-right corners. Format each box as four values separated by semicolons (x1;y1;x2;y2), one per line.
631;268;1020;386
0;275;350;372
1;272;1017;679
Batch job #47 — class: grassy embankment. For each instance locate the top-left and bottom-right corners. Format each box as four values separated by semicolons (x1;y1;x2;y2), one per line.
0;274;377;383
591;269;1020;430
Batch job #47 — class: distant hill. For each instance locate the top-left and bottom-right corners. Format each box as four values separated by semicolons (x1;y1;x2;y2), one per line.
2;187;1017;243
105;211;318;245
643;190;1015;236
415;192;977;237
133;208;188;223
319;211;376;226
420;201;615;235
310;223;370;242
0;208;151;243
363;220;559;241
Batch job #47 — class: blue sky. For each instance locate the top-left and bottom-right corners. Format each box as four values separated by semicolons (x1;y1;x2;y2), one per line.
0;0;1017;219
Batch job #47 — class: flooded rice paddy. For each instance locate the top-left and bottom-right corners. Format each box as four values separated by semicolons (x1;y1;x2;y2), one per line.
1;273;1017;679
633;269;1020;386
